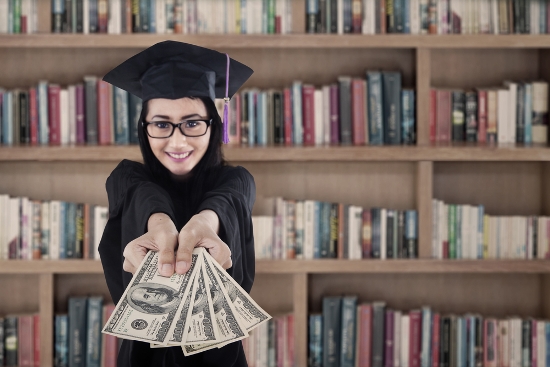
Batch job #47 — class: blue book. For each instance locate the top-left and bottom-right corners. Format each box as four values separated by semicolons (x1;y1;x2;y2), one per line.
59;202;66;259
382;72;402;145
467;315;475;367
366;71;384;145
405;210;418;258
394;0;404;33
525;83;533;144
2;91;13;145
313;201;321;259
69;297;87;367
320;202;331;258
240;0;247;33
421;307;432;367
322;297;342;367
309;314;323;367
292;81;303;145
541;1;547;34
401;89;415;144
38;81;49;145
86;297;103;367
546;322;550;367
258;91;268;146
149;0;157;33
55;314;68;367
340;296;357;367
114;87;129;145
477;206;484;259
140;0;150;32
403;0;410;33
248;89;257;146
88;0;98;32
65;202;76;259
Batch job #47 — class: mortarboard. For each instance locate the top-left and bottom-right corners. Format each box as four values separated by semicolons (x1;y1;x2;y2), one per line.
102;40;254;144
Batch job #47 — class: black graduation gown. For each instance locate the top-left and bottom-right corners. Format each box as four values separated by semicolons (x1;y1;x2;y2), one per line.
98;159;256;367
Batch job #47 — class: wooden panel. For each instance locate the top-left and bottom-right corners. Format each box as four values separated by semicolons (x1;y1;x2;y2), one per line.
37;1;51;33
309;273;542;318
0;47;416;90
434;162;542;216
431;49;540;89
416;161;433;258
542;162;550;216
54;274;112;313
240;161;417;210
249;274;293;315
540;49;550;82
0;274;40;314
293;273;308;367
416;48;431;145
291;0;306;33
0;161;116;205
542;274;550;319
39;274;53;367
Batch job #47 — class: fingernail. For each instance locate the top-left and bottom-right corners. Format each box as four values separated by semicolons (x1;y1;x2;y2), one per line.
176;261;187;273
162;264;173;275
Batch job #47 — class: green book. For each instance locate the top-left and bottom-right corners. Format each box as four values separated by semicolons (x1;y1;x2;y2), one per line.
448;204;456;259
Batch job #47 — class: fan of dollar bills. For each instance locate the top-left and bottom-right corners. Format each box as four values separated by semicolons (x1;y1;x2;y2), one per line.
102;247;271;356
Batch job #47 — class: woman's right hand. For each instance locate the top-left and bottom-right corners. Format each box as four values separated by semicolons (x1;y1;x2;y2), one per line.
122;213;179;276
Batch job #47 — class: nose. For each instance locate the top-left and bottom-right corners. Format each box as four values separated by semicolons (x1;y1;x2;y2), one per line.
168;127;188;147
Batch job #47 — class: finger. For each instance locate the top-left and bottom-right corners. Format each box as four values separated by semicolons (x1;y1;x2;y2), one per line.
123;258;136;274
199;239;231;267
221;258;232;270
157;244;176;277
176;230;196;274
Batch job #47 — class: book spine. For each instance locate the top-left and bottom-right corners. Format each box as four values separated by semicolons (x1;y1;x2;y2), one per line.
86;297;102;367
386;210;395;258
410;310;422;367
68;298;87;367
431;313;441;367
525;83;533;144
401;89;416;144
340;296;357;367
372;302;386;367
28;88;38;145
357;304;373;367
306;0;318;33
54;314;68;367
351;78;366;145
292;82;303;145
338;77;352;145
0;318;3;366
283;87;293;146
309;314;323;367
421;307;433;367
451;90;465;142
84;77;98;144
18;315;33;367
362;209;372;258
302;85;315;146
5;316;18;366
382;72;402;144
367;71;384;145
465;90;478;142
384;309;394;367
516;83;526;143
75;84;85;144
322;297;342;367
97;80;112;145
328;83;339;144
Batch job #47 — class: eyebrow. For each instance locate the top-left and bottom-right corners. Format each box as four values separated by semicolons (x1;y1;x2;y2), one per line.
150;113;203;120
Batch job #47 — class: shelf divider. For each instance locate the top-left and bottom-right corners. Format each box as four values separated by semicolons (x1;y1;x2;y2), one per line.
416;48;431;145
293;273;308;367
39;273;54;367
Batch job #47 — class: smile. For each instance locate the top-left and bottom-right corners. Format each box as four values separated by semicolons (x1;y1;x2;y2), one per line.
166;152;191;159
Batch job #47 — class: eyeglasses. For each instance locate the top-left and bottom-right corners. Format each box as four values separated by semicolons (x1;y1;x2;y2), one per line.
142;119;212;139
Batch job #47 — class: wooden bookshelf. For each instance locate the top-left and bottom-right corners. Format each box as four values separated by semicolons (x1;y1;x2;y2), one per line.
2;3;550;366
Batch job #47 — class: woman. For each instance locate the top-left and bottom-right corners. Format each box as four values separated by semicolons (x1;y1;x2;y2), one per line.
98;41;255;367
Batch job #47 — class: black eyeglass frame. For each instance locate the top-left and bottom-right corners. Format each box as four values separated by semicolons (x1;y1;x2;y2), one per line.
142;119;213;139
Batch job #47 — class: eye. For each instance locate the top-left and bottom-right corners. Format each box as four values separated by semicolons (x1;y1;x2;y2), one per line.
184;120;200;129
153;122;171;129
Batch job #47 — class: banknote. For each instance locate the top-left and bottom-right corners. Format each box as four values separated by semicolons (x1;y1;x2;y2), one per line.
205;253;271;332
102;250;200;344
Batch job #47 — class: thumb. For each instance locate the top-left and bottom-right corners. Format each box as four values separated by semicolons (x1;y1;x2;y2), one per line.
176;229;197;274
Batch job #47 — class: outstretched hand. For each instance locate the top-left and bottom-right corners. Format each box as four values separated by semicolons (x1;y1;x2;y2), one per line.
122;210;232;277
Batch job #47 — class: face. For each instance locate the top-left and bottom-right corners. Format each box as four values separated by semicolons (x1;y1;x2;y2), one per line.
146;97;211;179
131;287;171;306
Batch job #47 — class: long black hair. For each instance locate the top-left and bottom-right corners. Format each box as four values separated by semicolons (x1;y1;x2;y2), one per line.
137;96;227;209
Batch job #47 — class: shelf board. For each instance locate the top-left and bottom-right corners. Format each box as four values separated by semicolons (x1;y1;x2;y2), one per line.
2;34;550;49
1;259;549;274
2;145;550;162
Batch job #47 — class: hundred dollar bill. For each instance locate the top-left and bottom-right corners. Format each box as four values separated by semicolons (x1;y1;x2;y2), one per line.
102;250;199;344
204;252;271;332
182;260;220;345
182;254;249;356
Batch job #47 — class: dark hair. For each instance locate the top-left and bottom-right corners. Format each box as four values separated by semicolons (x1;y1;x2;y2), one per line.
138;96;227;208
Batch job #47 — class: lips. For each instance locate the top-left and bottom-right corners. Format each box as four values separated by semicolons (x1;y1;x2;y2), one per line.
166;151;191;159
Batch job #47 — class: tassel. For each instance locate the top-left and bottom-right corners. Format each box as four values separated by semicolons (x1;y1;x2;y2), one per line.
223;98;230;144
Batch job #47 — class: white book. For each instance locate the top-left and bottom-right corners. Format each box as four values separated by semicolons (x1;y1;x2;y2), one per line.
295;201;304;259
442;203;448;259
303;200;315;260
490;0;499;34
94;206;108;260
156;0;166;34
498;319;510;366
497;89;510;144
400;314;410;367
337;0;343;34
49;200;61;260
83;0;89;34
230;0;238;34
8;198;20;259
68;85;76;145
470;206;478;260
348;205;363;260
362;0;369;34
252;216;262;257
0;195;8;260
478;0;489;33
21;0;31;33
438;0;449;34
531;0;540;35
59;88;69;145
503;81;518;143
322;85;331;145
107;0;118;34
393;310;401;367
314;88;323;145
380;208;387;260
20;197;30;260
537;320;546;366
411;0;420;34
40;201;50;259
279;198;288;259
245;0;253;34
520;216;527;259
0;0;8;34
284;0;292;34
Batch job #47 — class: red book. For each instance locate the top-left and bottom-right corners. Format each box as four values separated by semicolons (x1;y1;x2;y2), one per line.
337;203;345;259
431;313;440;367
18;315;34;367
21;16;27;33
362;210;372;258
275;16;282;33
351;78;366;146
97;80;112;145
102;304;117;367
75;84;86;145
384;309;394;367
29;87;39;146
48;84;61;145
302;84;315;146
352;0;362;33
477;90;488;143
409;310;422;367
33;314;40;367
380;0;386;34
283;88;293;146
329;84;340;145
125;0;132;33
357;304;373;367
98;0;108;32
429;89;437;143
436;89;452;143
287;314;294;367
532;319;538;367
277;317;286;367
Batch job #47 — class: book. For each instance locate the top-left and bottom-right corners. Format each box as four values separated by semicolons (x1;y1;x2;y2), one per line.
309;314;323;367
54;314;68;367
4;316;18;367
86;297;103;367
322;296;342;367
68;297;87;367
340;296;357;367
382;71;402;145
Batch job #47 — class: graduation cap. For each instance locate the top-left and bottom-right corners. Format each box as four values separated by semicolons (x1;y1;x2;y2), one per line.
102;40;254;143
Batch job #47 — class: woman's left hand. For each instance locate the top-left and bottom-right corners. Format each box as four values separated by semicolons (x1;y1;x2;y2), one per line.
175;210;232;274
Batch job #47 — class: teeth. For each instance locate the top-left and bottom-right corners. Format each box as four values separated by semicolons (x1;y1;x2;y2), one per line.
168;152;190;159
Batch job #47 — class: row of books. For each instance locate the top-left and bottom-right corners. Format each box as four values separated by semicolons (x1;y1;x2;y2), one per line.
54;297;117;367
253;197;418;260
430;81;550;145
229;72;415;147
0;71;416;147
0;314;40;367
47;0;293;35
309;296;550;367
0;79;142;146
0;0;37;34
432;199;550;260
307;0;550;35
242;313;294;367
0;194;108;260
